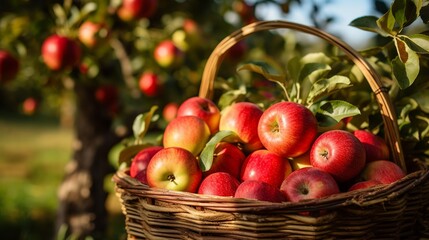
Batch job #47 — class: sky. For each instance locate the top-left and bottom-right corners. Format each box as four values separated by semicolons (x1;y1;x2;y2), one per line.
257;0;380;49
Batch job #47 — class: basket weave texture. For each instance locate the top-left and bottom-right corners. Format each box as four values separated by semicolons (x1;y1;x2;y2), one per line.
113;20;429;239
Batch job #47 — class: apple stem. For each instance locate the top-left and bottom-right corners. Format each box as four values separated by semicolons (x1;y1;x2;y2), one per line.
321;150;329;160
167;174;178;185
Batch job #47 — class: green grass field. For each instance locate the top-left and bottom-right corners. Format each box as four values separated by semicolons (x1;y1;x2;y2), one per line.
0;112;125;240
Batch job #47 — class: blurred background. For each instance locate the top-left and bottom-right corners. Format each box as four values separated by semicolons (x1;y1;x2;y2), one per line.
0;0;427;239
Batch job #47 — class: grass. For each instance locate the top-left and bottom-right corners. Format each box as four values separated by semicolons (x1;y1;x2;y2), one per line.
0;112;125;240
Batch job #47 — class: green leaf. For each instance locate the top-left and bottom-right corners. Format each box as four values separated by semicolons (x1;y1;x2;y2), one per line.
298;63;331;83
199;130;240;172
408;33;429;53
118;143;154;167
300;52;332;65
307;75;352;104
349;16;390;36
217;88;246;110
377;8;397;35
132;105;159;143
237;62;285;82
316;100;361;122
392;38;420;89
391;0;421;28
411;89;429;113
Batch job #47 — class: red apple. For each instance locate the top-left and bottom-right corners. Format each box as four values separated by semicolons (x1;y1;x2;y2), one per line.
95;84;118;106
280;167;340;202
353;129;390;162
154;40;184;68
310;130;366;182
129;146;163;184
41;34;81;71
146;147;202;192
289;150;312;171
234;180;285;203
240;149;292;188
219;102;263;152
198;172;240;197
78;21;109;48
258;101;318;158
177;96;220;134
162;102;179;122
348;179;383;192
138;71;161;97
203;142;246;178
22;97;38;115
0;50;19;84
359;160;406;184
225;40;247;62
117;0;157;21
163;116;211;156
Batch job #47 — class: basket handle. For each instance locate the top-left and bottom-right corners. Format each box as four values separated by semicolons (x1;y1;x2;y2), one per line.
198;20;406;173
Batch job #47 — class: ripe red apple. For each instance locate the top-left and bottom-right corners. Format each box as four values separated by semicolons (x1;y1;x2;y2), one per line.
22;97;38;115
95;84;118;106
162;102;179;122
289;150;312;171
198;172;240;197
163;116;211;156
219;102;263;152
117;0;157;21
41;34;81;71
348;179;383;192
177;96;220;134
78;21;109;48
129;146;163;184
203;142;246;178
359;160;406;184
353;130;390;162
240;149;292;188
258;101;318;158
280;167;340;202
154;40;184;68
234;180;285;203
310;130;366;182
146;147;202;192
138;71;162;97
0;50;19;84
225;40;247;62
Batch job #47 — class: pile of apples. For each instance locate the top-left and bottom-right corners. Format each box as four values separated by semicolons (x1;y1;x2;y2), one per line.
128;96;406;203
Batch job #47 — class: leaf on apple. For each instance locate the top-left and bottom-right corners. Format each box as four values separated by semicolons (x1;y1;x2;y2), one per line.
132;105;159;143
199;130;240;172
315;100;361;123
118;143;154;168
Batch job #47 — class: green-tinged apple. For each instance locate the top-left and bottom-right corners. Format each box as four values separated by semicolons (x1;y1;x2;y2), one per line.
234;180;285;203
289;151;312;171
138;71;162;97
154;40;184;68
162;102;179;122
163;116;210;156
172;19;201;51
280;167;339;202
0;50;19;84
117;0;157;21
41;34;81;71
219;102;263;152
78;21;109;48
129;146;163;184
240;149;292;188
258;101;318;158
146;147;202;192
177;96;220;134
359;160;405;184
353;130;390;162
198;172;240;197
348;179;383;192
310;130;366;182
203;142;246;178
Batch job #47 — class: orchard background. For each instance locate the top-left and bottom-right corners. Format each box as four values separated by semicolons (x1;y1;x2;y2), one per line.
0;0;428;239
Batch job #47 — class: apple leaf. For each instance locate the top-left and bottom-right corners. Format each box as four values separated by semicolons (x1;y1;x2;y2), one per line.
306;75;352;105
411;89;429;113
315;100;361;122
237;62;285;82
132;105;159;143
392;37;420;89
118;143;154;167
349;16;390;36
199;130;240;172
377;8;397;35
407;33;429;53
217;87;247;110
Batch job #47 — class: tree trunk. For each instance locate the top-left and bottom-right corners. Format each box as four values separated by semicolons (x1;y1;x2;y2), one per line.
54;82;119;240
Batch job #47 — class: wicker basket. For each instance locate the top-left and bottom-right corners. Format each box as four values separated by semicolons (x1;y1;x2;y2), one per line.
113;20;429;239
